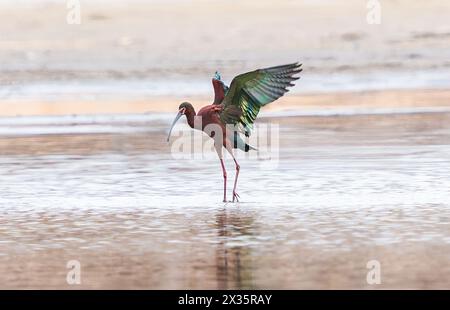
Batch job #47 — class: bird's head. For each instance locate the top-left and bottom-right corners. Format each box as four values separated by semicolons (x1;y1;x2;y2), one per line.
167;102;194;142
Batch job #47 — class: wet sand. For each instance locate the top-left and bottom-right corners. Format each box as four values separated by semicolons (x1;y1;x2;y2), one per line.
0;111;449;289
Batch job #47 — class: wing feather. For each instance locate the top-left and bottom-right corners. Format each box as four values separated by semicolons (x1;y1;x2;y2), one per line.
212;72;229;105
220;62;302;134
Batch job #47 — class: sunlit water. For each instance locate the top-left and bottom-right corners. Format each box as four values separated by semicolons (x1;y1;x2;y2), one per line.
0;112;449;289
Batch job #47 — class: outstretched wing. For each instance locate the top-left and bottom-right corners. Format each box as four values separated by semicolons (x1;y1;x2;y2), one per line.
220;63;302;135
212;71;229;105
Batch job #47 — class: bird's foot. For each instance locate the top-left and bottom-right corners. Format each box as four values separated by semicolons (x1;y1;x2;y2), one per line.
232;192;240;203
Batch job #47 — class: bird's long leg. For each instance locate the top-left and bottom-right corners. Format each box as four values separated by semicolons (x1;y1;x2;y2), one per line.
219;158;227;203
215;143;227;203
225;146;240;203
231;156;240;203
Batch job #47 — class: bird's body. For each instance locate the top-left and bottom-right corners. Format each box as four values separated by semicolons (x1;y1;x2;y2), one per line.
197;105;223;133
176;102;253;153
167;63;302;202
178;104;225;142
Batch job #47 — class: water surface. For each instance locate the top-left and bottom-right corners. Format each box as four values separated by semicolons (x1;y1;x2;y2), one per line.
0;112;449;289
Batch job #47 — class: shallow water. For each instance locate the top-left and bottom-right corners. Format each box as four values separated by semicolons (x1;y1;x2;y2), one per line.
0;112;449;289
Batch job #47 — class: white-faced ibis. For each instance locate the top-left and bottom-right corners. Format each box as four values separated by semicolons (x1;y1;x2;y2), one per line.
167;63;302;202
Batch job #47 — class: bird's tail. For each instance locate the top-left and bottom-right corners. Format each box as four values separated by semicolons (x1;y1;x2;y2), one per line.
233;132;257;152
246;144;257;152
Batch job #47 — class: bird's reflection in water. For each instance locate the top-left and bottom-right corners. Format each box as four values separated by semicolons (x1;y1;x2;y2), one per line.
215;207;256;289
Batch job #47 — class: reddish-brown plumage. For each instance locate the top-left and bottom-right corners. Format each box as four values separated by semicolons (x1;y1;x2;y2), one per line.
181;103;227;143
197;105;225;139
183;104;229;152
212;78;226;104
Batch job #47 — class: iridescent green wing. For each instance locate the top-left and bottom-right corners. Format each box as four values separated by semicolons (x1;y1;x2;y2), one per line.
220;63;302;135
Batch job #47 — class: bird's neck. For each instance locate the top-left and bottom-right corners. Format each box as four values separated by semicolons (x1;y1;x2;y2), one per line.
185;108;196;129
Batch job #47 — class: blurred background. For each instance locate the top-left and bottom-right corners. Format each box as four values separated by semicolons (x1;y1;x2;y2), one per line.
1;0;449;289
0;0;449;116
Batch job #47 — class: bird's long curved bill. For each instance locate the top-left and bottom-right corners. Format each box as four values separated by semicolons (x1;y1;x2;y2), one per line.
167;111;183;142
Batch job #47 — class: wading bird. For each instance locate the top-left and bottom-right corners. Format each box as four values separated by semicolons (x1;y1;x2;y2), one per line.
167;63;302;202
